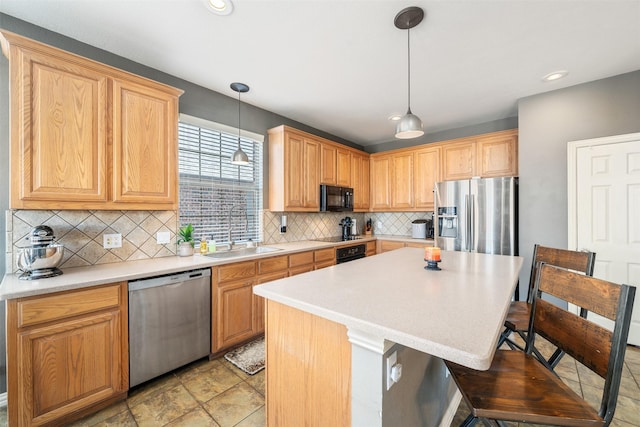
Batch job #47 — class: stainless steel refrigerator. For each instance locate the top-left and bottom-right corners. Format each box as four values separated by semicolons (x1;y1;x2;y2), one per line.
434;177;518;255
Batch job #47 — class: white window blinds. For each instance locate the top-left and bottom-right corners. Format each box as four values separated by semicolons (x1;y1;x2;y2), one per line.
178;119;263;245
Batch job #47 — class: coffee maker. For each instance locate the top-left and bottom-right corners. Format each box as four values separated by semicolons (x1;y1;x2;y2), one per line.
339;216;353;241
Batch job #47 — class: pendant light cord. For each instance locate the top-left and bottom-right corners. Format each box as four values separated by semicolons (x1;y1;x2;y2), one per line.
407;27;411;113
237;91;241;147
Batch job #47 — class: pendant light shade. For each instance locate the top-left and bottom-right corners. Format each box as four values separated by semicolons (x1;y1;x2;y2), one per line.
230;82;250;165
394;6;424;139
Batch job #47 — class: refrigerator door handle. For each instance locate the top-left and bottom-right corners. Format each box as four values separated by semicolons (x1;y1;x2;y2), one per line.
470;194;476;252
464;194;470;251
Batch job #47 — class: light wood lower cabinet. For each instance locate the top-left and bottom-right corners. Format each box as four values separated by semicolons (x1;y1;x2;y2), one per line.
6;283;128;427
377;239;432;253
366;240;377;256
213;248;339;353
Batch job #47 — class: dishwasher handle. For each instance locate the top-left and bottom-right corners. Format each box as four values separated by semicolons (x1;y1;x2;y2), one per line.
128;268;211;292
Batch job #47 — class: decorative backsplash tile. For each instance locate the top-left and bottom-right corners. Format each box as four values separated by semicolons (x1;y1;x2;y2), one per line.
6;210;177;274
6;208;434;274
370;212;433;236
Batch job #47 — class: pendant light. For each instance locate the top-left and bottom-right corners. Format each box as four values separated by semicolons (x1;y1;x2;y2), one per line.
230;82;250;165
394;6;424;139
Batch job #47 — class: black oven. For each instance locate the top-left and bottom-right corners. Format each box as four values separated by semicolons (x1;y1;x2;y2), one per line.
320;185;354;212
336;244;366;264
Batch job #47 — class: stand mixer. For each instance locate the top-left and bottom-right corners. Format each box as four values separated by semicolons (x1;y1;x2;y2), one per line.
17;225;64;280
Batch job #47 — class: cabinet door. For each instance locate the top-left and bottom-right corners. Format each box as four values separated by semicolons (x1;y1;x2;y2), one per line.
15;309;124;425
303;138;321;209
321;144;337;185
361;156;370;210
377;240;405;253
9;45;108;208
254;271;289;333
350;151;370;211
214;280;255;352
283;132;306;209
414;147;440;210
336;148;351;187
112;78;178;208
391;152;414;209
442;141;476;181
476;132;518;177
371;155;392;210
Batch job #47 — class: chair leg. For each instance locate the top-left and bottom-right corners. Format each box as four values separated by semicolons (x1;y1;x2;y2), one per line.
461;414;478;427
548;348;565;369
478;418;504;427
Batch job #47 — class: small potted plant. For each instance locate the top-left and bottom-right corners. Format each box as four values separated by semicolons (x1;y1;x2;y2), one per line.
177;224;195;256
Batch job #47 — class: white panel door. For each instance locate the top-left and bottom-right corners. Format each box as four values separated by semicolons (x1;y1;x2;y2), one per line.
568;133;640;346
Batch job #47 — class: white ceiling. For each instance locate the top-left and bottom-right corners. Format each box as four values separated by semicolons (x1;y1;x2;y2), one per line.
1;0;639;147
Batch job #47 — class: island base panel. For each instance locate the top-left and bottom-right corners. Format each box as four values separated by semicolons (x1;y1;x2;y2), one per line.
265;301;351;426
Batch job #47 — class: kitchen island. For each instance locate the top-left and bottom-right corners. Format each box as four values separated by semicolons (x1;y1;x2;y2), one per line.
254;248;523;427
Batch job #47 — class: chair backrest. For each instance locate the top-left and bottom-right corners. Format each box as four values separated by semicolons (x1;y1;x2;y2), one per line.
526;244;596;302
526;263;636;424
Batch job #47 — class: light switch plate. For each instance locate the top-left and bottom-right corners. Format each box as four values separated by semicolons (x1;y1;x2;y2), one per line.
103;233;122;249
156;231;170;244
386;350;398;390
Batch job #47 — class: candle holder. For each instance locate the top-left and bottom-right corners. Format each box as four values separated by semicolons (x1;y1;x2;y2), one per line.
424;259;441;270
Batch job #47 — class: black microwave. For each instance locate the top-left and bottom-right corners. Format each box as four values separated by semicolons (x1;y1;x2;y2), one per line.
320;185;354;212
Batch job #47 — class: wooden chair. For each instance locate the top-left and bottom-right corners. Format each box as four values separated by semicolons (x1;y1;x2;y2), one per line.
498;244;596;369
446;263;636;427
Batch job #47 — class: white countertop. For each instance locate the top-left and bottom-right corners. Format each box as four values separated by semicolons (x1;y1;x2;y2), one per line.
254;248;523;370
1;239;375;300
0;235;431;300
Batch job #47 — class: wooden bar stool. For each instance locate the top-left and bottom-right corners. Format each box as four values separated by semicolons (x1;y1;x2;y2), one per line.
446;263;636;426
497;244;596;369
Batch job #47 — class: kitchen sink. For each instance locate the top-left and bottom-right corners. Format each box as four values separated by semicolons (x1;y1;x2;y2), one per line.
204;246;282;259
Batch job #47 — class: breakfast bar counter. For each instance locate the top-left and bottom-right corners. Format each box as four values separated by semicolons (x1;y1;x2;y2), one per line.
254;248;523;426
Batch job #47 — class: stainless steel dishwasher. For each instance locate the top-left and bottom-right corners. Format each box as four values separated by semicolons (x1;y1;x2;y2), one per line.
128;268;211;387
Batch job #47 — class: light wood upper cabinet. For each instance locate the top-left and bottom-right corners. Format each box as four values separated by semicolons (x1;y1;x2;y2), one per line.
0;30;182;210
350;151;370;211
269;126;321;212
269;126;368;212
391;152;414;209
112;78;178;205
336;148;351;187
441;140;476;181
321;144;338;185
6;283;128;426
370;155;392;210
476;130;518;177
441;129;518;181
414;146;440;210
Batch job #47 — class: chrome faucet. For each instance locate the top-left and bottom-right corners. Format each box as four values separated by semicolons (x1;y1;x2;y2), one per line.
227;205;248;248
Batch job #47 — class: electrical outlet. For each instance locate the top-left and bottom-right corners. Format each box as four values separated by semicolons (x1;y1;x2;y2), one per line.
103;233;122;249
386;350;402;390
156;231;170;244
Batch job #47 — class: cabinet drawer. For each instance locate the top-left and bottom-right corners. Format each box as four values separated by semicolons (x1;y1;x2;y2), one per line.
379;240;405;253
289;251;314;268
314;259;336;270
405;242;429;248
258;255;288;275
289;265;315;276
17;284;122;328
216;261;256;284
314;248;336;263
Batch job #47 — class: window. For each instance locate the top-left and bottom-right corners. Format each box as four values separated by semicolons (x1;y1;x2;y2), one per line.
178;115;263;245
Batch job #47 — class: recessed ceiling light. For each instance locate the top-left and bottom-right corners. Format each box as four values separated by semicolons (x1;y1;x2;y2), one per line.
542;70;568;82
388;115;402;121
204;0;233;15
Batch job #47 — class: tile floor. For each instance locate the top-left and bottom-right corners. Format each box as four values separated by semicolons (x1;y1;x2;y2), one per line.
0;343;637;426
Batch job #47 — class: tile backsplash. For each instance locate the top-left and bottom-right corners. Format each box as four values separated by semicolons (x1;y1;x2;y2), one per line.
6;210;177;274
261;211;433;244
6;209;433;273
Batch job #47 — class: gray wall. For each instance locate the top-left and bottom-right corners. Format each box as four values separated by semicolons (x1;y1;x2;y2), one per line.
517;70;640;297
367;116;519;153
